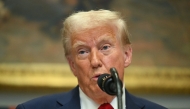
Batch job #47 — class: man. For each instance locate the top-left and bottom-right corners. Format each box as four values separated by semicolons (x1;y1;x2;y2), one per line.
16;9;167;109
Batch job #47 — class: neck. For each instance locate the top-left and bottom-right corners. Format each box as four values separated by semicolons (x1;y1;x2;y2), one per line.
79;87;115;105
91;94;115;105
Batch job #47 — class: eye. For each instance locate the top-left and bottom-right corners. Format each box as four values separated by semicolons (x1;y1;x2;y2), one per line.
79;50;86;54
78;49;89;54
77;48;89;59
101;44;111;51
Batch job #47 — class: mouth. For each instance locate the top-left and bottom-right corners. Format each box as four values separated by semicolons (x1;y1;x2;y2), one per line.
92;74;101;81
95;75;100;78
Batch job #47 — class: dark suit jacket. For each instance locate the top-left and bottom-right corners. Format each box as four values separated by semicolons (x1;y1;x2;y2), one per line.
16;86;167;109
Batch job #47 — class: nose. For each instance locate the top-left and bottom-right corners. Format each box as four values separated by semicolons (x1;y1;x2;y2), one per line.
90;49;102;68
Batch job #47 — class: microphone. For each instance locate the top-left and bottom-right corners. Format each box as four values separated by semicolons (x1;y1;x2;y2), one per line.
97;68;123;96
97;68;123;109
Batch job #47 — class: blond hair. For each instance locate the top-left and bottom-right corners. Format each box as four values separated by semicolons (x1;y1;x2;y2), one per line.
62;9;130;56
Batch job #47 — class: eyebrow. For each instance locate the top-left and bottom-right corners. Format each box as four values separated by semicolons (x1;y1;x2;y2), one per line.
72;40;87;48
97;35;114;43
72;34;115;48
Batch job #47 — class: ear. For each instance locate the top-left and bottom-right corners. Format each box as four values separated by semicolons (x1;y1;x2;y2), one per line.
123;45;132;67
66;56;77;77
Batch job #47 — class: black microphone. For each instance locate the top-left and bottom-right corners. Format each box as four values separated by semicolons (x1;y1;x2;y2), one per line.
97;68;123;109
97;69;123;96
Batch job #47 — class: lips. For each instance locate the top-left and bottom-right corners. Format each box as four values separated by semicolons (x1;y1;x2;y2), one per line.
92;74;101;81
95;75;100;78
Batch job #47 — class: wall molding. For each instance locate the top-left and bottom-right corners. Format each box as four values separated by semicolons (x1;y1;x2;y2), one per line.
0;63;190;94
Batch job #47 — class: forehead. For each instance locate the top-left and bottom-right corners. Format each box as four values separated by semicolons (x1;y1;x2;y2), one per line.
71;26;117;45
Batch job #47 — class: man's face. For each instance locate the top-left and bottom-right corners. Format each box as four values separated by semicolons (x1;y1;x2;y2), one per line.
67;26;132;97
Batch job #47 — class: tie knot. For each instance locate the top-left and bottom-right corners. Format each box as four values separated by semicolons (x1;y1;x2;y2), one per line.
98;103;114;109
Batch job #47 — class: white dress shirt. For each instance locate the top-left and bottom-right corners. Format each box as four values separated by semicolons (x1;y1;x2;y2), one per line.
79;86;126;109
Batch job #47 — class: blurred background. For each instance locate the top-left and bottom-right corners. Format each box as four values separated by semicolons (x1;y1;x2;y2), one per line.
0;0;190;109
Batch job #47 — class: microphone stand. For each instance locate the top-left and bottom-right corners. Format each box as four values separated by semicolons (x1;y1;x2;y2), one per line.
110;68;123;109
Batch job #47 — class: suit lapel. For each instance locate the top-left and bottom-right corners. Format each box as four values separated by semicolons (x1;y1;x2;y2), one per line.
56;86;81;109
55;86;145;109
125;89;145;109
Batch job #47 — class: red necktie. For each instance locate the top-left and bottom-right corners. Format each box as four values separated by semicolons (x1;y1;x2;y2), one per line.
98;103;114;109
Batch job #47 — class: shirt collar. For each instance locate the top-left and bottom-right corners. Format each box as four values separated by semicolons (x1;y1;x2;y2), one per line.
79;86;126;109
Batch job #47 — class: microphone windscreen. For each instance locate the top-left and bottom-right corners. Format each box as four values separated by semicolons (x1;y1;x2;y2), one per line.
97;74;110;91
97;74;117;95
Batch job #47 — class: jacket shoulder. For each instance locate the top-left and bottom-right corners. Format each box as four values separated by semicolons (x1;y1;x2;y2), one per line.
129;93;167;109
16;92;67;109
16;86;80;109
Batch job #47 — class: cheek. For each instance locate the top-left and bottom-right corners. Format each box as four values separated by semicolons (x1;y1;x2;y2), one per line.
74;63;89;83
103;51;125;68
103;51;125;78
74;60;91;76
